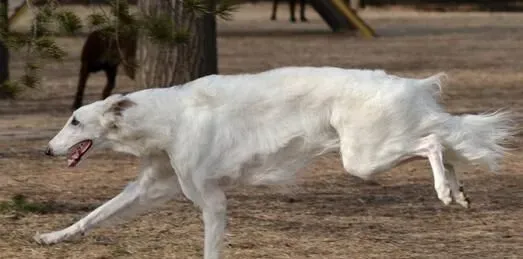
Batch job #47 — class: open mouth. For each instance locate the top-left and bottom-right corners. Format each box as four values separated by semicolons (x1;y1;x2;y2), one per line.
67;140;93;167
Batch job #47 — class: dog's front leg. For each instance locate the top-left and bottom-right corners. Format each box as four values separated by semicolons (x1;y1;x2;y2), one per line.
34;156;180;245
176;175;227;259
202;185;227;259
33;181;143;244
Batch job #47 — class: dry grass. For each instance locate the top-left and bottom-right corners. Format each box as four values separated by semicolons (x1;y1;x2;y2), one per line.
0;3;522;259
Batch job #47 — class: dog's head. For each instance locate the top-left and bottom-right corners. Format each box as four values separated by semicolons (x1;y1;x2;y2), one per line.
46;94;136;167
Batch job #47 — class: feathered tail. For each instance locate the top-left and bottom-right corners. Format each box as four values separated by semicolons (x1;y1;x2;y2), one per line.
443;111;516;171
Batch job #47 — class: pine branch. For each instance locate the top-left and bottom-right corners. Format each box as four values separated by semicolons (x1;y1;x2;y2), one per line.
3;0;239;94
141;13;180;45
87;13;110;29
183;0;209;17
34;37;66;60
55;10;83;35
215;0;239;21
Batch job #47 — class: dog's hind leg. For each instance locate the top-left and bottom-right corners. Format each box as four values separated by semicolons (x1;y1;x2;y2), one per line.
444;163;470;208
102;65;118;100
34;153;180;245
413;134;452;205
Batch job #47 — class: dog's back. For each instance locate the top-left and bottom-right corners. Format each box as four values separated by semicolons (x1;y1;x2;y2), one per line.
163;67;512;183
80;29;137;78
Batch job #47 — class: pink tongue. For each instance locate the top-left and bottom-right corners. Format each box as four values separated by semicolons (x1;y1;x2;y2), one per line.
67;148;82;167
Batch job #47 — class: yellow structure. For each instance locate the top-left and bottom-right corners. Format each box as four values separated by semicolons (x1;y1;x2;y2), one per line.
331;0;375;38
309;0;376;38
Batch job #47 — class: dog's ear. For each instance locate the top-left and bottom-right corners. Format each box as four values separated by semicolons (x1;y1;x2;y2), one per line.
101;95;136;129
107;97;136;116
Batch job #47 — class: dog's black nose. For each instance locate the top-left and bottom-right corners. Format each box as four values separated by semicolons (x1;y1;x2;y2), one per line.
45;147;54;156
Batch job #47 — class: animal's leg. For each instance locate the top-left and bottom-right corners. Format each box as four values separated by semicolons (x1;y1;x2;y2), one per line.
34;154;179;245
102;65;118;99
415;134;452;205
176;174;227;259
202;184;227;259
72;64;90;110
289;0;297;22
444;163;470;208
271;0;278;20
300;0;308;22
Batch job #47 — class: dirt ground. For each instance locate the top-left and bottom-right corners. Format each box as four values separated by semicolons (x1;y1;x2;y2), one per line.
1;3;522;259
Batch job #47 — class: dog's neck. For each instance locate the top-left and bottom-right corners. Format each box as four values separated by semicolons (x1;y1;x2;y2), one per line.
106;91;185;158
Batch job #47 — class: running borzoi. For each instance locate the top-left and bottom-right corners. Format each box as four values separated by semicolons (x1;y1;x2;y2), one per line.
36;67;513;259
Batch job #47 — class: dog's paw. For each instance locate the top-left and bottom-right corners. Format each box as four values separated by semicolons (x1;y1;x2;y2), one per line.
436;183;452;206
454;186;470;208
33;231;66;245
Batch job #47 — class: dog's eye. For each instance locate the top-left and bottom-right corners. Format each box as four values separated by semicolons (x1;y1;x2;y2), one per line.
71;117;80;126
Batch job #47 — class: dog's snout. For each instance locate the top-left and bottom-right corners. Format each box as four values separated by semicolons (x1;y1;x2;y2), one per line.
45;147;54;156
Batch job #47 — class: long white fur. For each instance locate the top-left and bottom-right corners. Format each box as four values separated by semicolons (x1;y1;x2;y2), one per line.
35;67;514;259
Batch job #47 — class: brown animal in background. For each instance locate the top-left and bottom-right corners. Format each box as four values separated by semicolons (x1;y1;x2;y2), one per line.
271;0;308;22
73;29;137;110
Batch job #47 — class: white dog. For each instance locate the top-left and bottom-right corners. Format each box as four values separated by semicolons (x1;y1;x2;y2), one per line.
35;67;513;259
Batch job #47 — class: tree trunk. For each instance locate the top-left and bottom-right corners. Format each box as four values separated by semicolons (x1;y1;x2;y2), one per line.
0;0;9;97
137;0;218;88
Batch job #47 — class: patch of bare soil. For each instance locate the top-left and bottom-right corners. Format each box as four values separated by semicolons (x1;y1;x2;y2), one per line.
0;3;522;259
